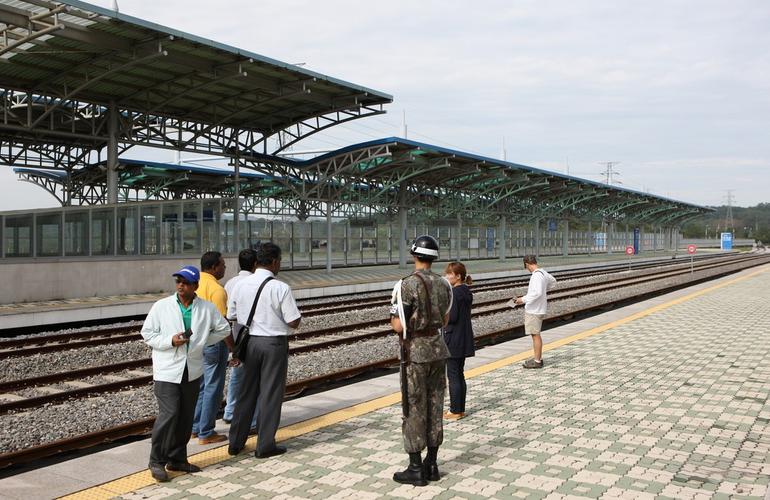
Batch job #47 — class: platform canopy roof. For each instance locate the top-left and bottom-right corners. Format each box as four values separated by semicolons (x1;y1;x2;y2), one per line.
0;0;392;164
15;138;712;226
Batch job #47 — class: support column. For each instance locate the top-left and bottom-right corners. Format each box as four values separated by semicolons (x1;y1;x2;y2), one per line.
534;219;541;258
499;216;507;261
587;221;592;255
326;206;333;274
653;226;658;252
398;189;408;268
562;219;569;256
607;222;613;254
398;206;408;269
455;214;462;260
107;102;119;205
233;154;240;251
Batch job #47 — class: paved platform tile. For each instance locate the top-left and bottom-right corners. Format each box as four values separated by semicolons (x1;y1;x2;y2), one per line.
111;268;770;500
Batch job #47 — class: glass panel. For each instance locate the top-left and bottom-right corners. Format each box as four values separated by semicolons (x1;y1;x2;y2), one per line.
244;217;271;249
117;206;137;255
202;201;219;252
91;209;113;255
220;199;236;253
363;225;378;264
161;204;181;255
271;221;293;267
376;223;389;263
182;202;200;254
293;221;311;268
64;211;89;256
4;214;33;257
310;220;325;267
141;205;160;255
36;213;61;256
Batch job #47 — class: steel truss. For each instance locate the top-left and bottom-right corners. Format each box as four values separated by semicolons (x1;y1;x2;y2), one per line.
15;136;710;228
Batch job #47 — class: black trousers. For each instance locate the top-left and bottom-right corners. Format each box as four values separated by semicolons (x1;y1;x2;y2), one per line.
446;357;467;414
229;336;288;455
149;366;200;467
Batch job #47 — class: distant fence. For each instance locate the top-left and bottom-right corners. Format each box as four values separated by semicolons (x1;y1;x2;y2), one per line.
679;238;754;249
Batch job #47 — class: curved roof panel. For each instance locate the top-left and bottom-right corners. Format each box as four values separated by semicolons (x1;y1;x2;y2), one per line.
14;138;711;226
0;0;391;134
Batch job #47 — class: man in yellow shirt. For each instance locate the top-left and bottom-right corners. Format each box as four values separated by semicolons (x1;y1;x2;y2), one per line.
191;251;233;444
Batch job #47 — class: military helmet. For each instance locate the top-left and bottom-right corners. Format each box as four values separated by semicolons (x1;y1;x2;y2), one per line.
410;235;439;261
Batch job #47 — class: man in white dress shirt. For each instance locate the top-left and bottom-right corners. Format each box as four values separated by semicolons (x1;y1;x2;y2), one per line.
222;248;258;425
514;255;557;369
226;242;301;458
141;265;231;482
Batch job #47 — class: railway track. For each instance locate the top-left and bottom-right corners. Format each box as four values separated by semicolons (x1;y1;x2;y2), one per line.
296;252;738;315
0;252;738;358
2;253;765;413
1;253;767;468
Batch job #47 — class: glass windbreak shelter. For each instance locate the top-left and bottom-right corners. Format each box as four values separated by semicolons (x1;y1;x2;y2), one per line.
0;198;675;265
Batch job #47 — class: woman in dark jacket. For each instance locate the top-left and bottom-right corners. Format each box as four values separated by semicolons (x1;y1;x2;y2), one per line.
443;261;474;419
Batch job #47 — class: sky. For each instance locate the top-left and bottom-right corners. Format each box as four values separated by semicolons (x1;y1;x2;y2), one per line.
1;0;768;210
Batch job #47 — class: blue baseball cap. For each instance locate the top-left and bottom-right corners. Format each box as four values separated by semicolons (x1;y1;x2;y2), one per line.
172;265;200;283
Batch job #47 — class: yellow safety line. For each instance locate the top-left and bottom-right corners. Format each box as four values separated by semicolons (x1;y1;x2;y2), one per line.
61;265;769;499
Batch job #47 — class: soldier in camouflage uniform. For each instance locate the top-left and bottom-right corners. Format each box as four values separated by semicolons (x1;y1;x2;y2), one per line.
389;235;453;486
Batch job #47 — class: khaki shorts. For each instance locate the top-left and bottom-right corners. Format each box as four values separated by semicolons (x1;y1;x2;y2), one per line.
524;312;546;336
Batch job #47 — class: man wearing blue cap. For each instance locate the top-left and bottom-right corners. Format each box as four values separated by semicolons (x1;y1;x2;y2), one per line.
141;265;232;482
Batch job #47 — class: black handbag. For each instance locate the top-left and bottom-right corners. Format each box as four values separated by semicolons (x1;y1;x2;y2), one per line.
232;277;274;361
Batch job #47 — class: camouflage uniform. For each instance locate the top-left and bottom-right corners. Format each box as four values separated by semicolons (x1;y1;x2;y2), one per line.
398;269;452;453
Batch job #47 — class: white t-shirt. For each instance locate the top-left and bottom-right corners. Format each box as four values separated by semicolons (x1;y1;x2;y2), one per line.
521;268;557;315
226;268;301;337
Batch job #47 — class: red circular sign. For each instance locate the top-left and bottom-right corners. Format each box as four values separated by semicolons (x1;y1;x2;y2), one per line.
687;244;697;254
625;246;634;255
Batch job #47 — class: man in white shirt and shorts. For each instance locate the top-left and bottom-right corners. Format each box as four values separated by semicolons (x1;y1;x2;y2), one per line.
513;255;556;369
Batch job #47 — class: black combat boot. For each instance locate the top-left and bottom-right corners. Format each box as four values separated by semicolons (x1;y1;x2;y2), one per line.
423;446;440;481
393;452;428;486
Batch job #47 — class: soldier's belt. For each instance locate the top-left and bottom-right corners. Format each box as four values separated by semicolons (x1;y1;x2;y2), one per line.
410;328;441;338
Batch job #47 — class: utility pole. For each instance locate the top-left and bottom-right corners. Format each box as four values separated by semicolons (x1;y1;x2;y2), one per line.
599;161;621;186
724;190;735;234
500;136;507;161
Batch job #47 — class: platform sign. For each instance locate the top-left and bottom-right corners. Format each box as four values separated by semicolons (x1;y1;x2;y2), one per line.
687;244;696;274
548;218;557;232
633;227;640;254
720;232;733;251
625;246;634;255
625;245;634;270
486;227;495;252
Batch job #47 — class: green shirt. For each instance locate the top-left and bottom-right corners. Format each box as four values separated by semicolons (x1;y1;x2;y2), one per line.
176;295;194;331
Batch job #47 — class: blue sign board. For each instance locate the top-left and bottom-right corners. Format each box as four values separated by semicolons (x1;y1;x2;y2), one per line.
486;227;495;252
547;219;557;232
594;232;606;250
633;227;640;254
720;232;733;250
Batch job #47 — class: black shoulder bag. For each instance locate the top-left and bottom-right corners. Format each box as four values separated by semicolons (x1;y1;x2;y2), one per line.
232;277;274;361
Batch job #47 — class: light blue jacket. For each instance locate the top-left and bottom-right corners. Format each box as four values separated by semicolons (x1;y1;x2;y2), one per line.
141;294;231;383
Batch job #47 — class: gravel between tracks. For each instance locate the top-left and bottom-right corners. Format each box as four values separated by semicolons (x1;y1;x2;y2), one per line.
0;339;400;454
0;342;150;383
0;257;765;454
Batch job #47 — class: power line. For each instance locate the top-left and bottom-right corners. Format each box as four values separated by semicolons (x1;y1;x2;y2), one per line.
724;189;735;234
598;161;621;185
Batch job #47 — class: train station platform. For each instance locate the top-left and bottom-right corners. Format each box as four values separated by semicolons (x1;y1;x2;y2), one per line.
0;251;705;330
2;262;768;499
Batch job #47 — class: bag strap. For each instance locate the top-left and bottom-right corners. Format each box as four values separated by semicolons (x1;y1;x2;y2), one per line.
413;271;433;326
244;276;274;328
